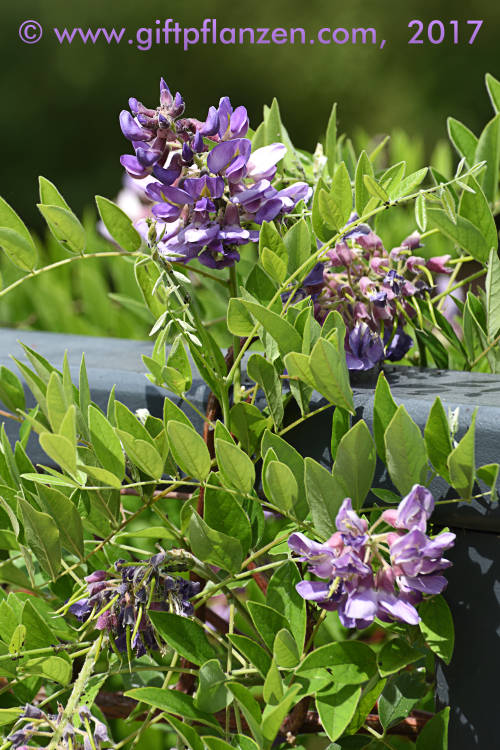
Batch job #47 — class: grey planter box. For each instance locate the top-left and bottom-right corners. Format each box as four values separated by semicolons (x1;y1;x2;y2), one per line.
1;328;499;749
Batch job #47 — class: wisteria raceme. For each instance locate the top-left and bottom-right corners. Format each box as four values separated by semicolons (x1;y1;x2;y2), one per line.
7;704;109;750
120;78;311;268
288;484;455;629
296;220;454;370
69;552;200;657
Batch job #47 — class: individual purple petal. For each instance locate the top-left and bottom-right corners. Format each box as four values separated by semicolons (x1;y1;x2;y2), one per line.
159;77;173;107
230;106;249;138
200;106;219;136
296;580;333;601
119;110;153;142
135;147;162;168
246;143;287;180
396;484;435;532
120;154;150;179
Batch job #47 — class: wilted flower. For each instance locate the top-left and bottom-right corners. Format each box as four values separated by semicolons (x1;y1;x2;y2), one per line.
289;486;455;629
69;552;200;657
7;704;110;750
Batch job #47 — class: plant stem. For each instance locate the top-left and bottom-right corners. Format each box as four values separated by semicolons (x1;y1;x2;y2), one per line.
229;264;241;406
47;638;100;750
0;252;140;300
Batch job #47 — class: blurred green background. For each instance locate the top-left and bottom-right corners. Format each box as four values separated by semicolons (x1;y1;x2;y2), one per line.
1;0;498;336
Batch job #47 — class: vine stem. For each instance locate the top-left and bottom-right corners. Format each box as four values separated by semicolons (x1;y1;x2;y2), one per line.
47;637;100;750
228;264;241;406
0;251;140;300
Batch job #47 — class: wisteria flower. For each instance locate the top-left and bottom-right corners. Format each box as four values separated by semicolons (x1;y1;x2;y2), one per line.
289;488;455;629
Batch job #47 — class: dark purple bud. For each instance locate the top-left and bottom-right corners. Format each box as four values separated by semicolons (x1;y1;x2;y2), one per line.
402;231;423;250
182;142;194;165
200;106;219;137
193;132;205;152
120;154;150;179
160;77;173;107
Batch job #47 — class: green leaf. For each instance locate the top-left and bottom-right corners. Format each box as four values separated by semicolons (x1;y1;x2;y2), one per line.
241;300;302;356
0;367;26;413
372;372;398;463
316;684;361;742
264;460;298;515
309;338;355;413
189;512;242;572
486;249;500;341
363;174;388;204
116;430;164;479
389;168;428;200
125;687;218;728
18;499;61;579
0;228;38;272
46;372;67;434
228;634;272;678
419;596;454;665
261;247;286;283
227;298;255;336
428;208;490;262
0;197;37;270
167;421;211;480
89;405;125;480
8;624;26;655
273;628;299;668
95;195;142;252
333;420;375;510
263;659;284;704
230;402;269;455
283;351;316;389
385;406;428;495
346;677;386;735
305;457;344;538
261;686;301;744
38;176;71;209
165;716;204;750
204;482;252;556
284;219;311;275
215;439;255;495
25;655;71;686
148;611;216;665
447;411;476;500
325;103;337;176
459;177;497;251
475;113;500;204
267;561;306;652
39;433;77;476
415;193;427;232
37;204;86;254
355;151;374;216
298;641;377;684
37;484;84;559
259;220;287;259
424;398;452;481
416;707;449;750
312;178;336;242
486;72;500;113
22;599;58;648
247;355;283;429
377;638;424;677
195;658;229;713
321;162;352;230
247;602;287;651
378;672;426;731
447;117;478;166
228;683;263;745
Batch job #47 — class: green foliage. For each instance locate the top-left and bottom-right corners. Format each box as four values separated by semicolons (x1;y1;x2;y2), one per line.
1;77;498;750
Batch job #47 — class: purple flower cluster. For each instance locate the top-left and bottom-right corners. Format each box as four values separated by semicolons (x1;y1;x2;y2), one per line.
288;484;455;629
7;704;109;750
69;553;200;657
120;79;311;268
298;223;452;369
